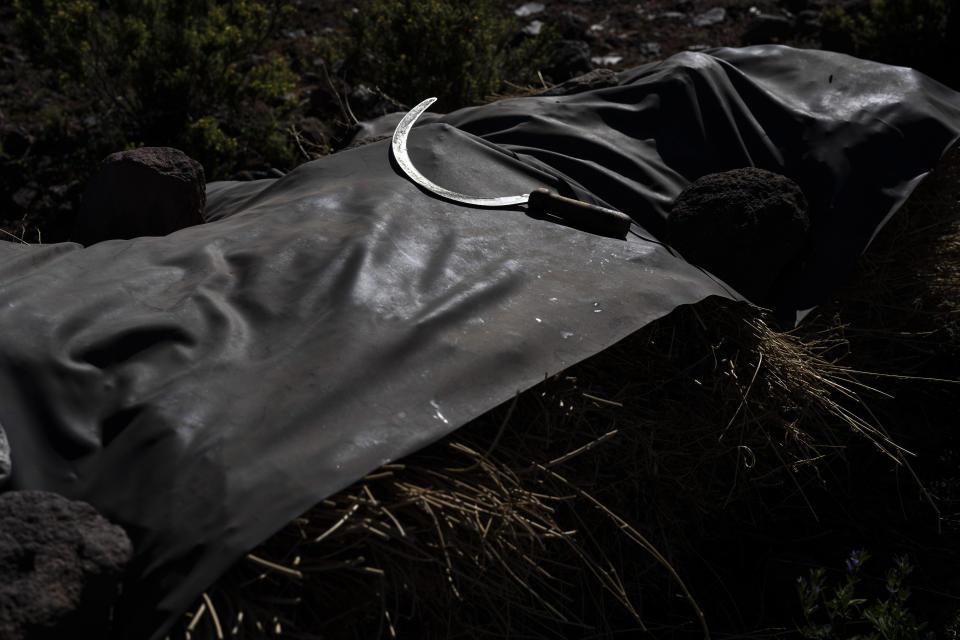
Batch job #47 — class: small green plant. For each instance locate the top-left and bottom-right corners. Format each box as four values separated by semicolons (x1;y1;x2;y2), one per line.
325;0;555;111
14;0;301;178
796;549;933;640
182;116;240;180
820;0;958;89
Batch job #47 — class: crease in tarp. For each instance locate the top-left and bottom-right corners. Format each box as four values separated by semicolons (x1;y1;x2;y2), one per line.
1;46;959;639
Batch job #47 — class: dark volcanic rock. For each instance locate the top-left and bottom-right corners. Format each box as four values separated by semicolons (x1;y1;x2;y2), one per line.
545;39;593;82
693;7;726;27
73;146;206;246
667;167;810;302
556;10;588;39
795;10;823;36
0;490;133;640
743;14;795;44
639;41;663;58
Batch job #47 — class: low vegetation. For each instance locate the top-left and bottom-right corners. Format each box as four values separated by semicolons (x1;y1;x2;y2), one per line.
1;0;557;241
13;0;301;180
821;0;959;89
323;0;554;111
798;551;931;640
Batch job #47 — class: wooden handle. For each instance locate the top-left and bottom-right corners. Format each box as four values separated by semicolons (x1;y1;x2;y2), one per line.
527;189;632;239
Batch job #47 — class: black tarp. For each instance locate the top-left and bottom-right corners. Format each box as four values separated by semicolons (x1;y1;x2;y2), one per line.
2;46;959;639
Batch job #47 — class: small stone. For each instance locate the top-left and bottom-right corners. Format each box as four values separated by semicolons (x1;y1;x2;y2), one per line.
351;83;377;104
556;10;588;39
591;55;623;66
346;83;404;119
0;490;133;640
743;13;795;44
1;126;32;157
660;11;687;20
796;10;822;35
639;42;663;57
11;184;37;209
514;2;545;17
49;183;71;198
667;167;810;302
522;19;543;36
693;7;726;27
545;40;594;82
294;116;335;151
73;147;205;246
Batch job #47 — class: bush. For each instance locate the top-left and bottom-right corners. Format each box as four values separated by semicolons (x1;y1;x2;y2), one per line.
820;0;959;89
326;0;555;111
14;0;301;178
796;550;933;640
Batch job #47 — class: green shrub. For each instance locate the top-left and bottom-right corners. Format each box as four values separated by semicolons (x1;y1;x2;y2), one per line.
796;550;933;640
14;0;301;178
182;116;240;180
326;0;555;111
820;0;958;89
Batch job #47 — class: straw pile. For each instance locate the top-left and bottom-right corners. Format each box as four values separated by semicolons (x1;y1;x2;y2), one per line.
168;145;960;640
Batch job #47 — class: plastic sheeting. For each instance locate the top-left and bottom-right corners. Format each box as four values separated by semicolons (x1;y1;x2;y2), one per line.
1;46;959;639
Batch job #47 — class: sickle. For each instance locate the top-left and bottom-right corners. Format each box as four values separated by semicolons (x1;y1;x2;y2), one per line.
391;97;633;239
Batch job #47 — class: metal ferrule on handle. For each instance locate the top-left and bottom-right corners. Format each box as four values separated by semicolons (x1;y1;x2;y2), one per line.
527;189;632;239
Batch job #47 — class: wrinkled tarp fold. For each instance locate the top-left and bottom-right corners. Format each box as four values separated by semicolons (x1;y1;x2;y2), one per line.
1;46;959;639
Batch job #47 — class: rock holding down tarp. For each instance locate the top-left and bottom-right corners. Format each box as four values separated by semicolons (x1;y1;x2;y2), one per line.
1;46;959;640
74;146;206;246
668;167;810;303
0;491;132;640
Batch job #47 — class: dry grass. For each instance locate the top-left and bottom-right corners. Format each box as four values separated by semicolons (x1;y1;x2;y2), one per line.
167;295;911;640
804;141;960;377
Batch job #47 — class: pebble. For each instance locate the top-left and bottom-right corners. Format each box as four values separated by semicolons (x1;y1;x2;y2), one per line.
515;2;545;17
639;42;662;57
592;55;623;66
693;7;726;27
522;20;543;36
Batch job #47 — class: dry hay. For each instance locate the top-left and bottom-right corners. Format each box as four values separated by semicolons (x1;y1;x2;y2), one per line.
804;142;960;379
167;299;911;640
800;141;960;535
168;143;960;640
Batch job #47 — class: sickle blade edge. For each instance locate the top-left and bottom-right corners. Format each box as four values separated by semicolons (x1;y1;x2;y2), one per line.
391;97;529;208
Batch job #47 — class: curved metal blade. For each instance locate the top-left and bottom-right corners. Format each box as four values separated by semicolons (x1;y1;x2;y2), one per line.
391;97;529;208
